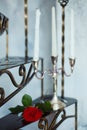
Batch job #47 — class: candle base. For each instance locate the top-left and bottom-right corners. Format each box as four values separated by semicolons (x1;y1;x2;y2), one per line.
69;58;75;73
32;60;39;73
50;93;66;111
51;56;66;111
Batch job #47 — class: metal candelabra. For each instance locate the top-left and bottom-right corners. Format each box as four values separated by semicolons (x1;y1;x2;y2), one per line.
50;56;66;110
32;0;76;111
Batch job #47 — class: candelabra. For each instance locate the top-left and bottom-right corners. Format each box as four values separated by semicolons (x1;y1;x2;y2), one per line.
32;0;76;111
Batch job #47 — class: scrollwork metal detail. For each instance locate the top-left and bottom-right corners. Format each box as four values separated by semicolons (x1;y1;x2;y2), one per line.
38;109;75;130
0;63;35;106
0;64;35;89
38;117;48;130
38;109;63;130
52;109;75;130
0;65;26;88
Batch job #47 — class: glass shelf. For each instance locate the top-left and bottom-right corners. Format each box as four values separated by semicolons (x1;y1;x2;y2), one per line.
0;56;33;71
0;95;77;130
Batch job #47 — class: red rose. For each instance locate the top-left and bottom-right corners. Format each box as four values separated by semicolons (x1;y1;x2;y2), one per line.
23;106;43;122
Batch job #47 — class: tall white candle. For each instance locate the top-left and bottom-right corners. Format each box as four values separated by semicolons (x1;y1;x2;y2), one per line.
70;9;75;59
52;6;57;57
33;9;41;61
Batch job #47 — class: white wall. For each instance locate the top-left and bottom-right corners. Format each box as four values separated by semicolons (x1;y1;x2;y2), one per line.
0;0;87;130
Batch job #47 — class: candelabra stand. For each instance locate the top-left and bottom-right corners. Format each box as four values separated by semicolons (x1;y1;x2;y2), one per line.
32;0;76;111
32;56;75;111
50;56;66;110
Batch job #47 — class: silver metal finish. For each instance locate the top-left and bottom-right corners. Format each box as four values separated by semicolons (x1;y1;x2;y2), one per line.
50;56;66;110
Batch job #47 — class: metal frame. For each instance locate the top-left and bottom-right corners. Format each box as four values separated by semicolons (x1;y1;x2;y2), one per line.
0;57;44;107
37;95;77;130
0;0;78;130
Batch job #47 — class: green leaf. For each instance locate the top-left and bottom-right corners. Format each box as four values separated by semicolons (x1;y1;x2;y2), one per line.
9;105;25;114
22;94;32;107
44;101;52;112
35;103;44;112
35;101;52;114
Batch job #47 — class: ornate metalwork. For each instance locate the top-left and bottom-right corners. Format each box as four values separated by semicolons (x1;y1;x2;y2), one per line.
58;0;69;7
0;95;77;129
0;64;26;88
52;110;74;130
38;109;62;130
0;57;43;106
50;56;66;110
38;117;49;130
0;0;78;129
0;63;35;106
38;108;76;130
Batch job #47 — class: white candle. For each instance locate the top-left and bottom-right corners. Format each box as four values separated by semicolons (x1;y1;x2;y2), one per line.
52;6;57;57
70;9;75;59
33;9;41;61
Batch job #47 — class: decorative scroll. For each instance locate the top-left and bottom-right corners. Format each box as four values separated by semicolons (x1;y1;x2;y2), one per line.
52;110;75;130
38;109;63;130
0;64;35;106
0;64;35;88
0;65;26;88
38;109;75;130
38;117;48;130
